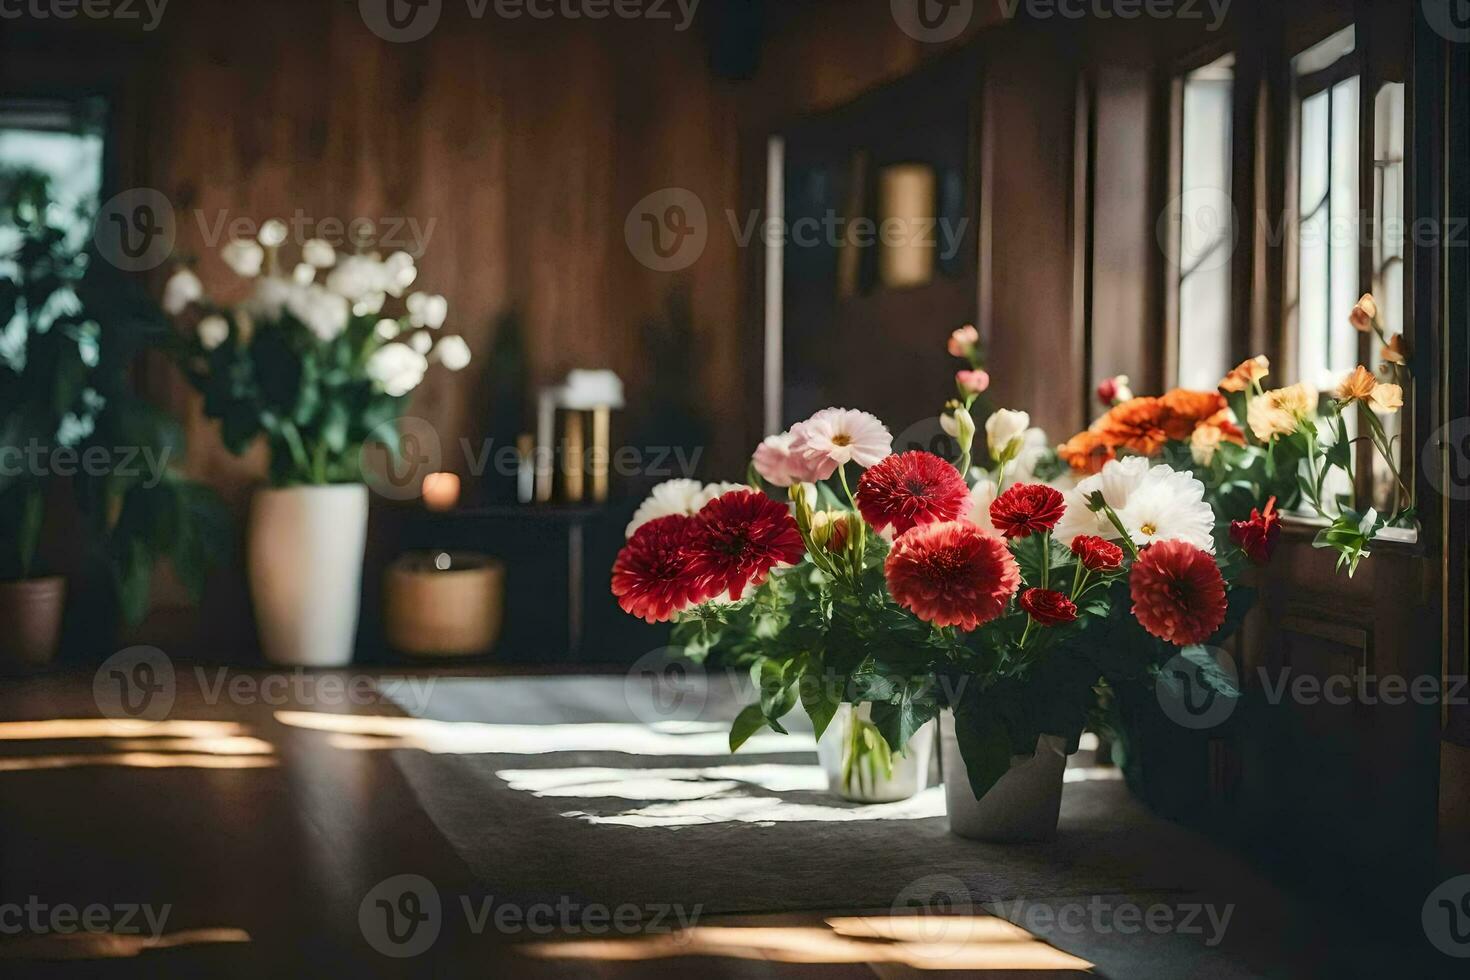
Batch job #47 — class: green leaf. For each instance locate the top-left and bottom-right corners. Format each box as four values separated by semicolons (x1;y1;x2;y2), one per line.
951;705;1014;802
17;484;43;577
798;668;840;740
869;676;941;752
729;703;769;752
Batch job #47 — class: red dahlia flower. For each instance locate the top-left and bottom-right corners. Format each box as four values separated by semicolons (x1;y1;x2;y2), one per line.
989;483;1067;539
1070;534;1125;573
884;521;1021;631
685;489;805;603
1129;540;1228;645
855;451;971;536
1229;496;1281;564
611;515;700;623
1019;588;1078;625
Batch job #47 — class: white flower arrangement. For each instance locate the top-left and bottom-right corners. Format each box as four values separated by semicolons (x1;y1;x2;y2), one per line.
161;228;472;486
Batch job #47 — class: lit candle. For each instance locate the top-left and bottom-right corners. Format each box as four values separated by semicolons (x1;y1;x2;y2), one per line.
422;472;461;511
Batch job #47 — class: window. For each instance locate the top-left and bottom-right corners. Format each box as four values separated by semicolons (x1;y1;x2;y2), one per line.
0;98;106;249
1370;81;1407;512
1171;54;1235;391
1291;27;1359;393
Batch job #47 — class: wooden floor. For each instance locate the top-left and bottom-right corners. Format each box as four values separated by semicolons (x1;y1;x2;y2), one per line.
0;665;1454;978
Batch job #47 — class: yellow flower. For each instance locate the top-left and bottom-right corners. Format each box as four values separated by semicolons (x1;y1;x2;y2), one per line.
1334;365;1379;403
1273;382;1319;418
1190;424;1225;465
1370;383;1403;413
1219;355;1270;393
1349;293;1378;332
1248;382;1318;441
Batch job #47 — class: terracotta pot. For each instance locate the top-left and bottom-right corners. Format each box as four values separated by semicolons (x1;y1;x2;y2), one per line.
384;551;504;658
248;484;369;667
939;711;1067;842
0;576;66;671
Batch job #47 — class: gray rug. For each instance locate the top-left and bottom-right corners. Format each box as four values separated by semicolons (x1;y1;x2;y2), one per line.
372;675;1245;919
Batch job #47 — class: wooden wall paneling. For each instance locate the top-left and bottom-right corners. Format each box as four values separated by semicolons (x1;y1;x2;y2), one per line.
1089;60;1161;399
977;29;1084;439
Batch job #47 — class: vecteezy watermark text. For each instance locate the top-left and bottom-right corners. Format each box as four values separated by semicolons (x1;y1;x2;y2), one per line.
358;875;701;958
94;646;439;722
359;0;701;43
0;0;168;31
0;897;171;939
0;443;172;488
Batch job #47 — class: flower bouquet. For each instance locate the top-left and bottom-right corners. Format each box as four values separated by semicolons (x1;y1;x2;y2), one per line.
162;225;472;665
609;329;1267;839
1060;296;1411;574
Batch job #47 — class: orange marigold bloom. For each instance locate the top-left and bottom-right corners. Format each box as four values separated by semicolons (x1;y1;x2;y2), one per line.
1099;397;1173;455
1160;389;1229;432
1058;429;1117;475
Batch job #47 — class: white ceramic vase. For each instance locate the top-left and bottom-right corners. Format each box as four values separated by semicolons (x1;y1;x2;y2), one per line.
939;711;1067;842
816;702;937;803
248;484;369;667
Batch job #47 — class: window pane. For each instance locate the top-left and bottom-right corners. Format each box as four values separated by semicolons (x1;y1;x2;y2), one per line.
0;99;106;251
1293;27;1360;392
1175;54;1233;391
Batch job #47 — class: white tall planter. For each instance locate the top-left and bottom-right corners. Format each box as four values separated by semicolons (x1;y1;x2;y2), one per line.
248;484;369;667
939;711;1067;842
816;703;937;803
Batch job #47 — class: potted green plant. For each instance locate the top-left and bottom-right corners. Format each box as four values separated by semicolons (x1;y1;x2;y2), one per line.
0;170;229;669
163;225;472;666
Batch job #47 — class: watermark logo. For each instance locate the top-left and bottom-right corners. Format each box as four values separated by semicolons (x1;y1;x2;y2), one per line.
1424;0;1470;43
625;188;707;272
891;0;974;43
93;646;176;722
360;0;443;42
362;416;444;501
94;188;175;272
1423;874;1470;958
891;874;977;946
1155;647;1238;730
624;647;708;726
1425;417;1470;502
1158;186;1237;274
987;896;1234;947
360;874;442;958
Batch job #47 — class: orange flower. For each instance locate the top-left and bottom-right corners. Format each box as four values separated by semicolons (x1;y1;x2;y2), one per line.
1057;429;1117;475
1099;397;1172;456
1334;365;1378;403
1381;334;1408;366
1159;389;1228;440
1219;355;1270;393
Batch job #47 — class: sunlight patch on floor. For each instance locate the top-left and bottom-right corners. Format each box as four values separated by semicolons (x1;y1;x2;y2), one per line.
517;921;1093;971
496;763;827;800
564;785;947;827
274;711;810;757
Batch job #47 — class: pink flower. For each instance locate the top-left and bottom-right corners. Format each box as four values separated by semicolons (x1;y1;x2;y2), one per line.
789;408;892;480
751;431;824;488
947;325;979;359
956;369;990;394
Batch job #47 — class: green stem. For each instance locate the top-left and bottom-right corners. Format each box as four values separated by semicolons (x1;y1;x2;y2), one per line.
837;463;857;508
1040;532;1051;590
1098;502;1140;560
